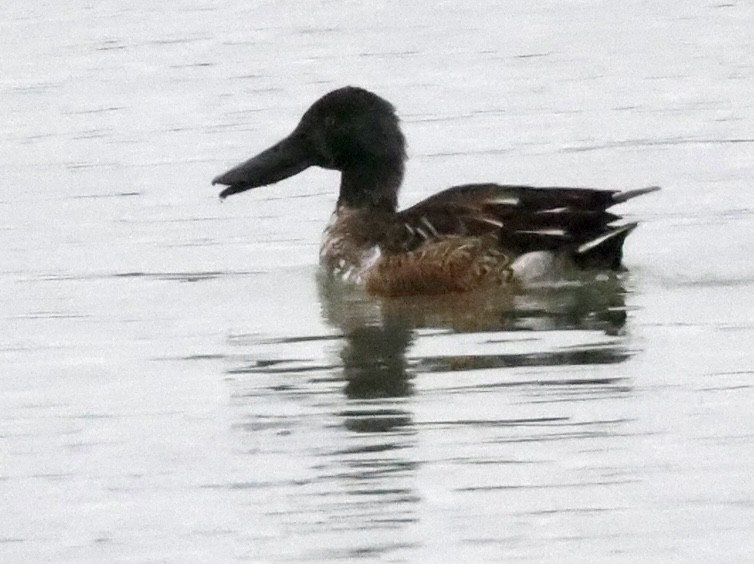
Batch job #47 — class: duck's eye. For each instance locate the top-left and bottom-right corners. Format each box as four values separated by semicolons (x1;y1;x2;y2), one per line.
324;115;336;128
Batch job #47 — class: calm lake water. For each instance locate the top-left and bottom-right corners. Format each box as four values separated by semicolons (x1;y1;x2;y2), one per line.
2;1;753;562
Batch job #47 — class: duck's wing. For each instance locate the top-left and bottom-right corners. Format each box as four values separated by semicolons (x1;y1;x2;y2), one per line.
395;183;659;253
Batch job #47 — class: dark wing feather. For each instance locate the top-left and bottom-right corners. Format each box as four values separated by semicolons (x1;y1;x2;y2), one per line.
395;183;640;253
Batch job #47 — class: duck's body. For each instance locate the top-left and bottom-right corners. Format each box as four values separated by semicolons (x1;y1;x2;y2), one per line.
213;87;658;296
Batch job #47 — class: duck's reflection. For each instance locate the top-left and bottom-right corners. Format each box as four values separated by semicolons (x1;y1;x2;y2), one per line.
339;321;415;401
312;276;633;556
319;274;631;405
225;275;634;559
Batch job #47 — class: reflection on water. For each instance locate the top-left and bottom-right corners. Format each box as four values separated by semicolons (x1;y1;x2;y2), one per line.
224;275;637;560
339;323;415;402
319;272;630;336
318;273;631;400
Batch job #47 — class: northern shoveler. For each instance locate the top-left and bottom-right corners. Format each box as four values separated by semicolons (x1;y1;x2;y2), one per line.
213;86;659;296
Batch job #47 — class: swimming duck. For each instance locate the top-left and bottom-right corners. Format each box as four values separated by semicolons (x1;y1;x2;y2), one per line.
213;86;658;296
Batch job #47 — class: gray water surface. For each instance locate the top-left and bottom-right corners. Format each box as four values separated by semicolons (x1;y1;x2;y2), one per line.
2;1;754;562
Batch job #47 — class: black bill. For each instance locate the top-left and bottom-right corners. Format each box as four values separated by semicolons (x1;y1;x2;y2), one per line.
212;132;313;199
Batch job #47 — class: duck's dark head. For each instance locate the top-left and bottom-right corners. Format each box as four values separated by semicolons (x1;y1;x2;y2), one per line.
212;86;406;211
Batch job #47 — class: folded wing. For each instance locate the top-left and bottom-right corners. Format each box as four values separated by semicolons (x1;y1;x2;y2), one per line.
393;183;659;268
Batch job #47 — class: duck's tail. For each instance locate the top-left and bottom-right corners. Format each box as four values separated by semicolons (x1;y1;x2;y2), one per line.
572;186;659;270
612;185;661;204
574;223;638;270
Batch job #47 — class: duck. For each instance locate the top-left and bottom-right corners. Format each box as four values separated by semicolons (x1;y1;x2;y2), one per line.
212;86;659;296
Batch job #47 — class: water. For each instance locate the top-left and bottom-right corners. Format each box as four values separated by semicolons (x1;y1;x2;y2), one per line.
2;1;753;562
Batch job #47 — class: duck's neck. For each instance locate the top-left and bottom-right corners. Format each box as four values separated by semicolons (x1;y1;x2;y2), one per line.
337;158;403;213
